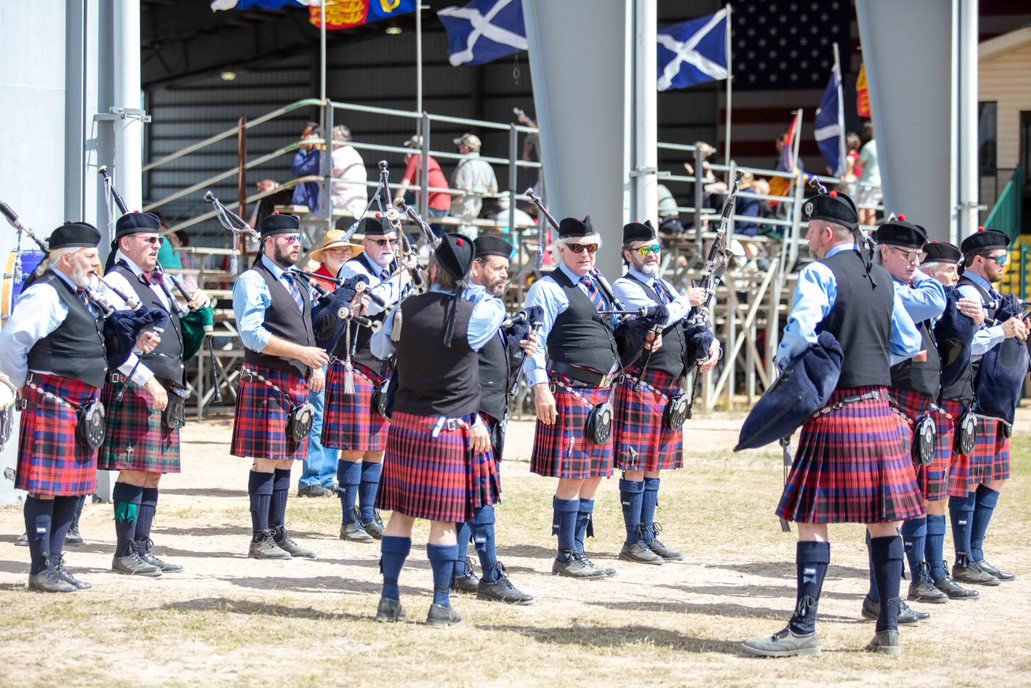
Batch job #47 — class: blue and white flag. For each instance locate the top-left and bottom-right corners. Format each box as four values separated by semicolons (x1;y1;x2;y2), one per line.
211;0;318;10
814;60;846;177
657;8;729;91
438;0;527;67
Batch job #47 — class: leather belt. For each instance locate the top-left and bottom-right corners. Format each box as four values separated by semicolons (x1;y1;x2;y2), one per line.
548;361;618;388
813;390;884;417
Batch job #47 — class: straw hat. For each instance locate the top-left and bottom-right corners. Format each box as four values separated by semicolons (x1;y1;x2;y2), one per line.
310;229;363;263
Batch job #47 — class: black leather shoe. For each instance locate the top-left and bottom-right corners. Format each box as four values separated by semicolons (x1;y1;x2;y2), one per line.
362;511;386;540
426;603;462;627
376;597;407;623
15;532;28;547
54;556;91;590
861;596;923;625
552;552;606;578
113;542;163;576
248;530;292;560
976;559;1015;581
273;528;317;559
477;563;533;604
865;629;901;656
297;484;331;498
64;525;83;546
953;555;1000;586
619;540;664;565
645;523;684;561
340;517;375;543
908;562;948;604
28;566;77;593
932;572;980;600
451;558;481;593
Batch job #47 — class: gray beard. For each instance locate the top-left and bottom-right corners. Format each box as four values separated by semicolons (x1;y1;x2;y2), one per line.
637;262;659;277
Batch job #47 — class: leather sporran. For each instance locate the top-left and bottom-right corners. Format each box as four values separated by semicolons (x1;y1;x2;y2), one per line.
912;414;936;467
663;392;689;430
162;386;188;431
287;402;315;443
585;400;613;444
954;410;977;456
76;400;106;450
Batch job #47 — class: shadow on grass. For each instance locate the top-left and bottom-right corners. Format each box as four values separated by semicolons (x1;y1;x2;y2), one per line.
485;622;745;655
584;597;861;624
160;596;370;623
654;581;865;601
216;574;430;598
160;487;244;499
710;561;871;579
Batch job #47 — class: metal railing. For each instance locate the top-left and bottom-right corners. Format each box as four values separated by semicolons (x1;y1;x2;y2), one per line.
983;166;1022;241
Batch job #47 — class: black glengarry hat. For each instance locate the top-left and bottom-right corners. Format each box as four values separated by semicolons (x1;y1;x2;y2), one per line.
558;215;595;239
802;190;858;230
436;233;475;281
622;220;656;244
875;217;927;248
114;211;161;241
50;221;101;250
360;217;387;237
258;213;300;237
922;241;962;265
474;235;513;260
960;228;1010;255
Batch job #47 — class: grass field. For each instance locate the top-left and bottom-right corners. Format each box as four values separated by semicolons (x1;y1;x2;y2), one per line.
0;413;1028;687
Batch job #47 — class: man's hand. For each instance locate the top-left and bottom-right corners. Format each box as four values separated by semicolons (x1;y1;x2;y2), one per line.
469;423;490;453
144;377;168;411
519;332;539;358
957;297;985;325
698;342;722;373
136;331;161;354
298;346;330;369
534;383;557;425
310;367;325;393
686;287;706;308
187;289;212;310
643;331;663;352
1001;316;1028;341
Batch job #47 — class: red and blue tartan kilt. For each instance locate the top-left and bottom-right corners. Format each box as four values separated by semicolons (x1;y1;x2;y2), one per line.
378;411;499;522
322;361;389;452
530;374;614;480
98;380;180;473
942;399;973;498
613;367;684;472
230;366;310;461
776;386;925;524
890;388;948;503
969;416;1010;484
15;373;100;496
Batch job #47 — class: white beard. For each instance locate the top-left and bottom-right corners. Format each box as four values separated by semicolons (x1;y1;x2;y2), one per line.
637;262;659;277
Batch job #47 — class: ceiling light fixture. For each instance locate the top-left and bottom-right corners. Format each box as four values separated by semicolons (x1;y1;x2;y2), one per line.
220;70;237;81
385;23;402;35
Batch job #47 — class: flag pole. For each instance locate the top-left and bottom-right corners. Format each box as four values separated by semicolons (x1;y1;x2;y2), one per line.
416;2;424;128
320;0;327;102
724;3;733;166
832;41;846;178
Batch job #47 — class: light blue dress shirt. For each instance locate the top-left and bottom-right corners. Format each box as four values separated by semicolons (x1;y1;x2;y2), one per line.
892;268;947;323
956;271;1007;359
232;254;314;354
338;255;406;317
613;267;693;327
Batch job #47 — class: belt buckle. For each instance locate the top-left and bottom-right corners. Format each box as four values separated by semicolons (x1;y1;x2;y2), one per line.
444;418;459;431
109;373;124;384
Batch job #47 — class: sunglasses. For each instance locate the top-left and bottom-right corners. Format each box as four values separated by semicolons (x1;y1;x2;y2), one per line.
371;239;399;247
632;244;661;256
278;234;303;244
134;235;161;245
888;246;925;263
983;253;1009;266
566;243;599;255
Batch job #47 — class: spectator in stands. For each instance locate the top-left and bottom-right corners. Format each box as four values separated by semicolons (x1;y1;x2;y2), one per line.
843;131;862;196
734;172;770;237
856;121;881;228
657;183;685;235
394;135;450;236
291;121;322;214
164;227;199;294
249;178;293;228
450;133;498;239
774;133;805;174
330;124;368;219
489;191;534;237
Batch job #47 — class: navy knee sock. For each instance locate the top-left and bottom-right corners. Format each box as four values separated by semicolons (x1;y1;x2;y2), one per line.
72;494;85;529
135;487;159;554
473;506;499;581
49;496;78;562
454;521;473;576
269;468;291;532
24;496;54;575
788;540;830;636
380;536;411;601
901;517;927;575
248;471;274;539
866;530;879;603
970;485;1001;562
359;461;382;525
553;497;580;556
927;514;948;580
949;492;976;559
427;543;459;606
575;498;595;554
619;479;645;545
113;482;144;556
337;459;361;525
870;535;904;632
641;478;660;541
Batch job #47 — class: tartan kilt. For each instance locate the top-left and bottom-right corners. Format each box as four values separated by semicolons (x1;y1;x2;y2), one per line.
969;416;1010;484
322;361;389;451
230;366;310;461
890;388;948;503
942;399;974;498
530;374;614;479
613;367;684;472
15;374;100;496
378;411;499;522
776;386;925;524
97;379;180;473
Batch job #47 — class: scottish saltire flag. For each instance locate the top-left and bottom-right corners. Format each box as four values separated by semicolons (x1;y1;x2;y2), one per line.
657;8;728;91
211;0;318;9
309;0;417;29
814;62;846;176
438;0;527;67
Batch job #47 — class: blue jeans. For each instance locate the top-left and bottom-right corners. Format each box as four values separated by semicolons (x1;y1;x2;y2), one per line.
428;207;449;238
299;381;339;488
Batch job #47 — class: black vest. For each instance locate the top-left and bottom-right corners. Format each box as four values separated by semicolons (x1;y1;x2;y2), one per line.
394;291;477;417
545;269;619;374
890;319;941;397
477;331;509;421
26;271;108;388
816;250;894;389
344;253;391;374
941;276;997;402
241;259;315;377
624;274;688;378
109;263;185;385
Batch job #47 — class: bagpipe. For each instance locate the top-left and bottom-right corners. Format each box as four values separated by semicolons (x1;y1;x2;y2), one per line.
973;292;1030;430
502;306;544;397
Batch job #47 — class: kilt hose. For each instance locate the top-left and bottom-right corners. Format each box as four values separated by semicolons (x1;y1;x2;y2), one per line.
15;373;100;496
322;361;389;451
890;388;948;503
378;411;499;523
98;379;180;473
530;373;614;480
776;386;925;524
230;366;310;462
969;415;1011;485
613;367;684;472
942;399;974;498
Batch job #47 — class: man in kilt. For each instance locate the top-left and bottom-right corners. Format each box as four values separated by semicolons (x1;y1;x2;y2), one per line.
370;233;506;626
918;241;983;600
610;221;720;565
743;191;924;657
232;213;327;560
522;216;622;579
0;222;159;591
448;235;535;603
948;229;1027;584
100;211;211;576
325;218;407;543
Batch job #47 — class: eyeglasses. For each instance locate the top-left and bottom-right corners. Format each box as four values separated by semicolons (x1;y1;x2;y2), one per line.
371;238;399;247
275;234;302;244
983;253;1009;266
632;244;661;256
888;246;925;264
566;243;599;255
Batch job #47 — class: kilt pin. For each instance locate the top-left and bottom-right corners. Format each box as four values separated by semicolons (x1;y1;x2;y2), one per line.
776;386;925;524
968;415;1010;485
230;365;310;462
322;361;389;451
530;373;614;480
16;373;100;496
613;366;684;472
890;387;948;503
98;379;180;473
378;411;499;523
